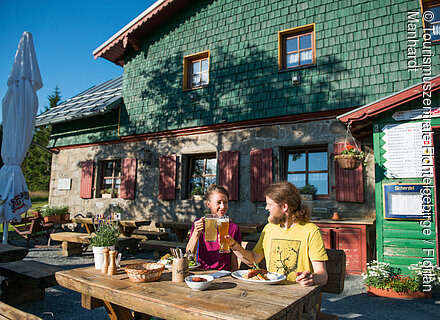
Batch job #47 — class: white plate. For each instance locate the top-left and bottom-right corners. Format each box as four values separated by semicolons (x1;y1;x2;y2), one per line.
231;270;286;284
165;263;201;270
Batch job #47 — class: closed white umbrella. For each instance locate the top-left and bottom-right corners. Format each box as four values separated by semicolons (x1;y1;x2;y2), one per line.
0;31;43;244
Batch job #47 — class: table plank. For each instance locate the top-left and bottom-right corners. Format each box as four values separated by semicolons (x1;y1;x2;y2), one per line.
72;218;151;237
56;260;320;320
0;244;28;263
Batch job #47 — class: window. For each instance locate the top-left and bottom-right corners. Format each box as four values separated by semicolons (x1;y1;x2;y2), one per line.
278;24;315;70
285;147;328;196
100;160;121;196
183;51;209;89
188;154;216;196
424;2;440;42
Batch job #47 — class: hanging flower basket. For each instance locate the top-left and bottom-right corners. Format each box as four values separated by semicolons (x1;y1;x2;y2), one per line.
335;154;364;170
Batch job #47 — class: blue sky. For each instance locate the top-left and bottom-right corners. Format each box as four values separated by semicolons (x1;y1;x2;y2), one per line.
0;0;156;123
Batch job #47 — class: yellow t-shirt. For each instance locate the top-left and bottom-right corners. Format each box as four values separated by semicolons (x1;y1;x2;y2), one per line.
253;222;328;282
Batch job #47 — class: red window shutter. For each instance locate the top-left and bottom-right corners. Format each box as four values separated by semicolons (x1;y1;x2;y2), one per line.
120;158;137;199
159;155;176;200
334;142;364;202
250;148;273;202
219;150;239;200
80;160;94;199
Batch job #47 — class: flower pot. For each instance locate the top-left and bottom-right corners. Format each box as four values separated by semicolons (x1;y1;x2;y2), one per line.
101;193;115;199
335;154;363;170
93;245;116;269
43;214;69;224
366;286;432;299
193;195;204;200
301;194;314;201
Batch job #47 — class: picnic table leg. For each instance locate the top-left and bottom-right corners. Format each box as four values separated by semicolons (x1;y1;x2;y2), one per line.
83;223;94;235
102;300;151;320
173;229;188;242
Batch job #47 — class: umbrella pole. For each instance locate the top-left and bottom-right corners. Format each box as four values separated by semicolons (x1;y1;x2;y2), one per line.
2;222;8;244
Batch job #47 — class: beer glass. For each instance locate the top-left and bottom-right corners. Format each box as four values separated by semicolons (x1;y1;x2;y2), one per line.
217;216;230;253
204;214;217;242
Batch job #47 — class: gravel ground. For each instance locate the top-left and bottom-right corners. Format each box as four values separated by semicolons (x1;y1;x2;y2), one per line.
5;237;440;320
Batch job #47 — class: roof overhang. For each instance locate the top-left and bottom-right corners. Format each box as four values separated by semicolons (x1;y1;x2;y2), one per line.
93;0;192;66
337;75;440;139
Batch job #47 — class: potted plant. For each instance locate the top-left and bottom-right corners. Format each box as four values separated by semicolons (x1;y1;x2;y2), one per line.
299;184;317;200
40;205;70;224
90;216;120;269
100;188;117;198
362;260;440;299
335;145;365;170
190;186;205;200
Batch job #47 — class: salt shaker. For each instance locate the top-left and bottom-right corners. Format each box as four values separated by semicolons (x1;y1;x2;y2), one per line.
108;250;117;275
101;248;110;273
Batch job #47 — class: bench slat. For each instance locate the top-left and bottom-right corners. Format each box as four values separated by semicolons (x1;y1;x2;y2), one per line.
0;301;42;320
0;261;61;288
50;232;92;244
139;240;187;252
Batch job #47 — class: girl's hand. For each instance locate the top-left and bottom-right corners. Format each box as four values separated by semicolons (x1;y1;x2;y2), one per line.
193;217;205;235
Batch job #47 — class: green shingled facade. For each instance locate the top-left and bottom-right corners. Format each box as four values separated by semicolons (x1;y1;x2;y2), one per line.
51;0;438;146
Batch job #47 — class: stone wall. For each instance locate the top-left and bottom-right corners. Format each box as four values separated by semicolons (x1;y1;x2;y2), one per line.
48;118;375;225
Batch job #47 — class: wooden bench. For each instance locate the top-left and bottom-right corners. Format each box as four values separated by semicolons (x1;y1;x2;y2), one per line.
138;240;187;255
0;260;61;306
0;301;42;319
9;216;47;247
317;249;346;320
0;244;28;263
131;230;169;241
50;232;139;256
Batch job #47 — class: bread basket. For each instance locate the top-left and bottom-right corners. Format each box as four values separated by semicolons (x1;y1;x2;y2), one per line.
125;263;165;283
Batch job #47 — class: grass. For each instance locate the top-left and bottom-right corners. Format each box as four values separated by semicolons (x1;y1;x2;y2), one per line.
0;191;49;234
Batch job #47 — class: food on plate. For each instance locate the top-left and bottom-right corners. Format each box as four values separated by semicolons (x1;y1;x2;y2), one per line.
243;269;269;280
190;277;207;282
158;253;197;267
158;253;173;265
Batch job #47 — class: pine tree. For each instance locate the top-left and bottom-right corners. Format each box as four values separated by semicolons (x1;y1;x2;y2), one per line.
21;86;62;191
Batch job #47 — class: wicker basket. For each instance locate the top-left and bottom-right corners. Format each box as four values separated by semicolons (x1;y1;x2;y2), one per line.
125;263;165;283
335;155;363;170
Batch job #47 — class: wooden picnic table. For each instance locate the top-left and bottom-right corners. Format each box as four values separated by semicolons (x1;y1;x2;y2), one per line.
155;221;265;242
0;244;28;263
71;217;151;237
55;259;321;320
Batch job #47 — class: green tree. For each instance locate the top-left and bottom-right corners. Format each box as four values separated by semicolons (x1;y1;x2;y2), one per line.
21;86;61;191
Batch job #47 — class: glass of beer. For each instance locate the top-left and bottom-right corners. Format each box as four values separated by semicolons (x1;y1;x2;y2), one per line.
204;214;217;242
217;216;230;253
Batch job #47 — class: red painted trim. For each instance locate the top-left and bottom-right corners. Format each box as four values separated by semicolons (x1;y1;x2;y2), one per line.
50;108;353;151
339;75;440;124
95;0;192;64
159;155;176;200
80;160;94;199
219;150;240;201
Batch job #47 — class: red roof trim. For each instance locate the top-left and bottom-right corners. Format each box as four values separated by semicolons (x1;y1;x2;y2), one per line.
338;75;440;124
93;0;191;65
